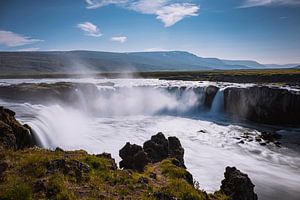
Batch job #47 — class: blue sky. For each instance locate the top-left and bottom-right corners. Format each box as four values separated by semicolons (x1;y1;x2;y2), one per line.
0;0;300;64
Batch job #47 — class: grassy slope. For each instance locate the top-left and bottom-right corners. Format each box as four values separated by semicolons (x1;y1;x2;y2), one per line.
0;148;228;200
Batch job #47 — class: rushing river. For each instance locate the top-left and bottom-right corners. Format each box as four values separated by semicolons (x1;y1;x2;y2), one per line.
0;78;300;200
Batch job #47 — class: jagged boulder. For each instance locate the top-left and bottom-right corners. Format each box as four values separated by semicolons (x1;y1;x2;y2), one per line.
143;132;186;168
0;106;36;149
143;132;169;163
119;133;186;171
119;142;150;171
220;166;258;200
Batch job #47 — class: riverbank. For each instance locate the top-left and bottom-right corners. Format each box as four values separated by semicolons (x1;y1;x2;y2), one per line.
0;69;300;85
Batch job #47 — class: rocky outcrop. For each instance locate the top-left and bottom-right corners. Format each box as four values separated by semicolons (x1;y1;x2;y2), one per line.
119;132;186;171
119;143;150;172
203;85;219;109
224;86;300;126
0;82;99;104
221;166;258;200
0;106;36;149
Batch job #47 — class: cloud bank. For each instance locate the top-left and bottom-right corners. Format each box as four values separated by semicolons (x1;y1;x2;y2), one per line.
85;0;199;27
0;30;43;47
77;22;103;37
241;0;300;8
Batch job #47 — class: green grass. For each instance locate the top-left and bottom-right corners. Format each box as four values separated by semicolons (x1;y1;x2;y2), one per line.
0;148;229;200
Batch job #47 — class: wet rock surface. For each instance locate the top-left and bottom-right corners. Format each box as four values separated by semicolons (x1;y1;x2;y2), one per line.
221;166;258;200
0;106;36;149
203;85;219;109
224;86;300;126
237;131;282;147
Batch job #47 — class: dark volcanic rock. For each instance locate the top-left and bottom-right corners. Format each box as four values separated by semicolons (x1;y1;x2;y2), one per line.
167;136;185;167
119;142;150;171
224;86;300;126
143;132;186;168
203;85;219;109
119;132;187;171
143;132;169;163
221;166;258;200
0;106;36;149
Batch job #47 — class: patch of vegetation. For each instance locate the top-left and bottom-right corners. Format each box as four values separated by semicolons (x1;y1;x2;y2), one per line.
1;183;32;200
0;148;229;200
160;159;189;179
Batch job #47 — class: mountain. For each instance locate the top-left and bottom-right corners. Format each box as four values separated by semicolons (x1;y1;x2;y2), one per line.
294;65;300;69
265;64;300;68
0;50;294;74
221;59;265;68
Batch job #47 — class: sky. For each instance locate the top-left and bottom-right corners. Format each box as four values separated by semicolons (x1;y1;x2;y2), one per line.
0;0;300;64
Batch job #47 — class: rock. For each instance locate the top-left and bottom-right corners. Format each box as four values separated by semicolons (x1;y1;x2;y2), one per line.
0;107;37;149
143;132;169;163
153;191;176;200
203;86;219;109
220;166;258;200
260;132;282;142
34;180;46;192
0;162;8;174
168;136;185;168
97;153;117;170
96;152;112;159
149;172;157;180
185;171;194;185
224;86;300;126
119;142;150;171
47;159;90;182
0;121;17;149
143;132;186;168
138;177;149;184
119;133;186;171
0;161;8;181
55;147;64;152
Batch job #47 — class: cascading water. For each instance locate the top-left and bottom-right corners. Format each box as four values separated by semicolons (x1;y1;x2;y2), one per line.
209;88;225;115
1;78;300;200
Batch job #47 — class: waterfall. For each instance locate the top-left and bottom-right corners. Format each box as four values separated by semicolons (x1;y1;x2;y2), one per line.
210;89;224;115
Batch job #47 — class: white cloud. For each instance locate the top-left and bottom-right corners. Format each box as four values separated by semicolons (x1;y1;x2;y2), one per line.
111;36;127;43
241;0;300;8
0;30;43;47
17;47;40;51
156;3;199;27
84;0;200;27
77;22;102;37
85;0;128;9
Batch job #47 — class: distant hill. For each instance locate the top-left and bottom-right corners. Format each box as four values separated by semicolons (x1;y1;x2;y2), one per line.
265;63;299;68
0;50;295;74
294;65;300;69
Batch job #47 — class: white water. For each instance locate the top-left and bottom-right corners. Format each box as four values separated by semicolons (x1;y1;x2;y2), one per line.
1;78;300;200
